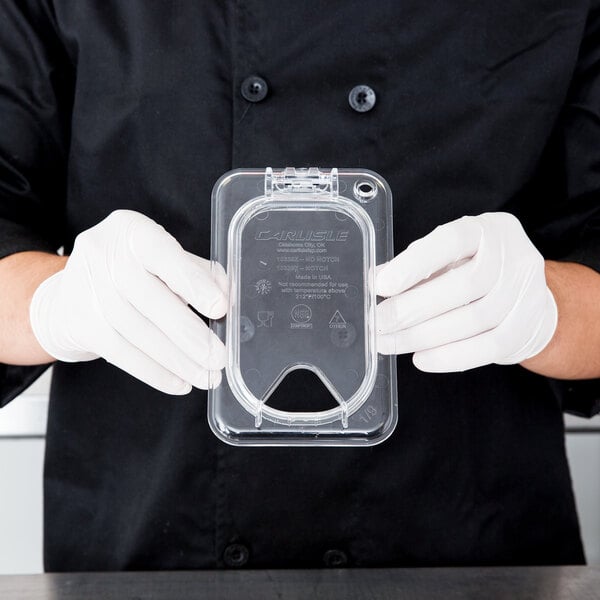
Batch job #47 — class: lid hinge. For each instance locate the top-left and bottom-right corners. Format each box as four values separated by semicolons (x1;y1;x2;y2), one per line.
265;167;339;199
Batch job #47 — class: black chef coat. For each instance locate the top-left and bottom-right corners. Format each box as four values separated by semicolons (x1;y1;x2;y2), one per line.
1;0;600;571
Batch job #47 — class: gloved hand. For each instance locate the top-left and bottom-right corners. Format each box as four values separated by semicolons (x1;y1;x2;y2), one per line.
30;210;228;394
376;212;557;372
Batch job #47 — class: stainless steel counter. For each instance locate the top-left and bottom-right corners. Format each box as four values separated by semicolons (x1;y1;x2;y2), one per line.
1;567;600;600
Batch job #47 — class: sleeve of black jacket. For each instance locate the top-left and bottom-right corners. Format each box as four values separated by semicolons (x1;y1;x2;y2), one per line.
0;0;73;408
532;2;600;418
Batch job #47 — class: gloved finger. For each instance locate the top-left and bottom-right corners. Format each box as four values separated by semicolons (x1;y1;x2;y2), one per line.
117;264;226;371
185;251;229;299
377;288;515;354
94;327;192;395
128;215;228;319
94;283;225;386
376;216;482;297
376;251;501;335
205;369;223;389
407;265;555;369
200;255;230;299
411;328;503;373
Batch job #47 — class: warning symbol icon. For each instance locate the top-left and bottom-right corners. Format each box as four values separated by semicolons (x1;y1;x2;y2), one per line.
329;310;347;329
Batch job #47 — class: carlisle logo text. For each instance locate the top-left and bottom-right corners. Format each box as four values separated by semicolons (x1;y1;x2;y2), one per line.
255;230;349;242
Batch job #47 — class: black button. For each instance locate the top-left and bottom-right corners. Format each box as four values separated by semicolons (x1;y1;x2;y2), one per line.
223;543;250;568
241;75;268;102
348;85;376;113
323;549;349;568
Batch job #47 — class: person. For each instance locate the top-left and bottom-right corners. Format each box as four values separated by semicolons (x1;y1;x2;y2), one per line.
1;1;599;571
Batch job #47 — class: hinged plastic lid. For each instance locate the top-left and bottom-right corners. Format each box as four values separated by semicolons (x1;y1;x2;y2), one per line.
209;167;397;446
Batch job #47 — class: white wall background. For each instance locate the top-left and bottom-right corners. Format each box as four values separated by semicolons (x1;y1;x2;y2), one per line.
0;369;599;574
0;371;49;574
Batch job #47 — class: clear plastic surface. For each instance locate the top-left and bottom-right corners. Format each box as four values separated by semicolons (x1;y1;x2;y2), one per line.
209;168;397;446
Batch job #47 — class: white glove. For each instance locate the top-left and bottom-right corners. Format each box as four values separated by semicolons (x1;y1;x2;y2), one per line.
376;212;557;372
30;210;228;394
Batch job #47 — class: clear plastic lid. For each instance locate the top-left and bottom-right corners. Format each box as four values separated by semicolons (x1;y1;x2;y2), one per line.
209;168;397;446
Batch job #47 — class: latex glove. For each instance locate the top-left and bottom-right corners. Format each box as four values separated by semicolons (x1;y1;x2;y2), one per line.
376;212;557;372
30;210;228;394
